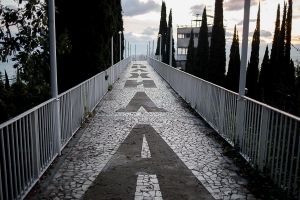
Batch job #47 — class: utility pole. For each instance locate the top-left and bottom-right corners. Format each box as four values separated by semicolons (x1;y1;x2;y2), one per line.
111;36;114;65
119;31;122;61
169;27;173;66
48;0;61;154
236;0;251;145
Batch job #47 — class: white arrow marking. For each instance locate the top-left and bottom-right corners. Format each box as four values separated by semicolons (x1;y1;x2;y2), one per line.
141;134;151;158
135;174;163;200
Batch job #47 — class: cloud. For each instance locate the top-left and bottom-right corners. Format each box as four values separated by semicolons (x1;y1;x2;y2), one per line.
122;0;160;17
260;30;272;37
224;0;265;11
237;19;256;26
190;4;205;16
142;27;158;36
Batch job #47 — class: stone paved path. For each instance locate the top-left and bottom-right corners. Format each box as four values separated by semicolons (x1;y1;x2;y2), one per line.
28;61;258;200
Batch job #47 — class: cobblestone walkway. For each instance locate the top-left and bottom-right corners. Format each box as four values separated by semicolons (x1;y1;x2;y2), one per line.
29;61;258;200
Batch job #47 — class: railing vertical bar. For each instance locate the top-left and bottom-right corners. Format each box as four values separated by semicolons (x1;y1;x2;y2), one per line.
284;118;293;188
38;108;44;169
245;101;251;158
69;92;73;138
33;110;41;178
253;104;260;164
14;121;22;197
19;119;25;192
45;105;50;162
0;161;3;200
10;124;18;198
279;115;288;187
248;102;254;161
24;115;30;187
271;113;279;179
267;111;275;168
293;125;300;197
275;114;284;183
1;129;9;200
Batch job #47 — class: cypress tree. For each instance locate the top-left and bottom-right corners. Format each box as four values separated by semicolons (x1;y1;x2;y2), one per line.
226;26;240;92
270;4;281;64
207;0;226;86
272;2;295;112
195;7;209;79
285;0;293;63
246;4;260;99
284;0;295;94
186;30;195;75
156;1;167;63
166;9;177;67
266;4;280;103
276;3;287;63
259;46;270;102
4;70;10;90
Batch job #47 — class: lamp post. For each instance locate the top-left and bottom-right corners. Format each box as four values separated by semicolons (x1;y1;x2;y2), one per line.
111;36;114;66
48;0;61;154
118;31;122;61
158;34;162;62
236;0;251;145
124;39;126;58
169;27;173;66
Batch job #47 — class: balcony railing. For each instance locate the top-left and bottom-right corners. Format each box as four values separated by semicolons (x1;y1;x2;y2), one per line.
149;57;300;199
0;57;131;200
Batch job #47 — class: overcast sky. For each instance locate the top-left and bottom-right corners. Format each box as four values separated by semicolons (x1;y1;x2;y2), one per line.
122;0;300;63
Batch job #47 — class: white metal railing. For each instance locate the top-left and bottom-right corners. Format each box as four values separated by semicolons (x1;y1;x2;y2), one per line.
0;57;131;200
149;57;300;199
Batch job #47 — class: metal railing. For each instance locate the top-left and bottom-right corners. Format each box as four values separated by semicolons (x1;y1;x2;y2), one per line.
149;57;300;199
0;57;131;200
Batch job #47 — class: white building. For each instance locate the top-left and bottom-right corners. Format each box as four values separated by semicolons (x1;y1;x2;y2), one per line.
176;24;212;69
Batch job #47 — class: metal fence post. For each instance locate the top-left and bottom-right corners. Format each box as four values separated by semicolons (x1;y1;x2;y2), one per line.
236;0;251;146
169;27;173;66
257;106;270;171
32;111;41;178
218;89;226;134
54;99;62;154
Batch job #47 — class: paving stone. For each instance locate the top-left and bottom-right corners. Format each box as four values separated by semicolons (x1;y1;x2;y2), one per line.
29;61;258;200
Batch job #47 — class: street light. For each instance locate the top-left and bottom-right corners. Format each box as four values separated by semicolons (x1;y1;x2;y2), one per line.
158;34;162;62
118;31;122;61
48;0;61;154
111;36;114;66
236;0;251;145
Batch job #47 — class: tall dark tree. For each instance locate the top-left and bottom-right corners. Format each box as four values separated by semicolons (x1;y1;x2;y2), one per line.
207;0;226;86
264;5;281;104
166;9;177;67
259;46;270;102
283;0;295;100
186;30;195;75
156;1;168;63
270;1;295;112
56;0;125;92
4;71;10;90
226;26;240;92
270;4;281;64
195;7;209;79
246;4;260;99
0;74;8;123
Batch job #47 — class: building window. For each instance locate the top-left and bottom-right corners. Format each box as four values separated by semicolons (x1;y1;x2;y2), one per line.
185;33;190;38
194;33;199;38
178;33;185;39
178;48;188;55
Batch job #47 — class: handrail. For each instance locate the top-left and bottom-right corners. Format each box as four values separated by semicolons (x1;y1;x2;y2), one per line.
0;57;131;200
149;57;300;199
